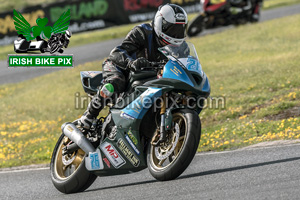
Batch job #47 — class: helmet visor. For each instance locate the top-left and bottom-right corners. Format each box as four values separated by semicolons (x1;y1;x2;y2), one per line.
162;20;186;39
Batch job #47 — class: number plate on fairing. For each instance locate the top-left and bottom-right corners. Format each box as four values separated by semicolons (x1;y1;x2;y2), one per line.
85;149;104;171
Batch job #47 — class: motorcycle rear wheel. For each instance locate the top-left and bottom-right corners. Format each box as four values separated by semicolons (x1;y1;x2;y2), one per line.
147;109;201;181
50;133;97;194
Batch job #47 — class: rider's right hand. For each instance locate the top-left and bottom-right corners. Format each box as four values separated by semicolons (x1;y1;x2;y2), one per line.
128;57;150;72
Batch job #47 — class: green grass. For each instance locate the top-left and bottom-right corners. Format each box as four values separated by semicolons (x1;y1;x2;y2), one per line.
1;0;300;60
1;13;300;168
192;13;300;151
263;0;300;9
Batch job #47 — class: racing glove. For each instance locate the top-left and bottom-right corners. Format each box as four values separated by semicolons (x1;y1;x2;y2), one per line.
127;57;150;72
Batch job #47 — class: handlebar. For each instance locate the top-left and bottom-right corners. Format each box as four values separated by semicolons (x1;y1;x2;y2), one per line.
141;61;165;71
150;61;165;67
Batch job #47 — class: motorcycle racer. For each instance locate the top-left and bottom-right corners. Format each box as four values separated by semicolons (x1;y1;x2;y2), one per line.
48;30;72;54
78;4;189;129
229;0;263;22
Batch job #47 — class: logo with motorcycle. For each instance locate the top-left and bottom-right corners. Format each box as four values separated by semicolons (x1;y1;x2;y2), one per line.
13;9;71;54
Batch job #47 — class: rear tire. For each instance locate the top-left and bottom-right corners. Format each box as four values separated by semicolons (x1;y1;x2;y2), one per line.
50;133;97;194
187;15;205;37
147;109;201;181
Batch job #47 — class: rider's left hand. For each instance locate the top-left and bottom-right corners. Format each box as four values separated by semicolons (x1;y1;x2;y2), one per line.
128;57;150;72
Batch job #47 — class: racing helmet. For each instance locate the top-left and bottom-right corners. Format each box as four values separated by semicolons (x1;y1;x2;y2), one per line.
65;30;72;39
153;4;188;46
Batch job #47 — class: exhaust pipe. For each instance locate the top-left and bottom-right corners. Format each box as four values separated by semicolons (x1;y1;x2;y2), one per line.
61;122;96;154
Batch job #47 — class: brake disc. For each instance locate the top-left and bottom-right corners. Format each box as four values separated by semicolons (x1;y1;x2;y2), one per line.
154;123;180;160
62;152;77;166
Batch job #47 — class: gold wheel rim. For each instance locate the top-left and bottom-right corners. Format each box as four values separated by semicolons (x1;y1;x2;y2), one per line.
150;113;187;171
54;136;85;180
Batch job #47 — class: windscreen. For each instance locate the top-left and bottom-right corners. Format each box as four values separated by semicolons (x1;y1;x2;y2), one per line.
159;42;203;76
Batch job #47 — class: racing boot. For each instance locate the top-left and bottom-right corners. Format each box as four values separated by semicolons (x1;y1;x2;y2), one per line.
79;83;114;129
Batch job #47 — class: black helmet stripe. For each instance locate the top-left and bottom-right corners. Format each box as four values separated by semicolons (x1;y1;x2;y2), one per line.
169;4;186;23
169;4;185;14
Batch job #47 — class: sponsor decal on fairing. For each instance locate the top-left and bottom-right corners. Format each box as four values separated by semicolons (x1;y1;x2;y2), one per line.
100;141;126;168
117;139;140;167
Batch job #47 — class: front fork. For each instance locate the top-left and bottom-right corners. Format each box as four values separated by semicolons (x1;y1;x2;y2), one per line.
159;94;167;142
152;94;167;146
152;93;177;146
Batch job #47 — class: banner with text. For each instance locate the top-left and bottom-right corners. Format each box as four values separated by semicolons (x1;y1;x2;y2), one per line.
0;0;200;46
8;55;73;67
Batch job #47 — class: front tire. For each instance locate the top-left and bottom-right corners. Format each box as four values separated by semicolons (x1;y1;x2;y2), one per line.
187;15;205;37
50;133;97;194
147;109;201;181
49;43;60;54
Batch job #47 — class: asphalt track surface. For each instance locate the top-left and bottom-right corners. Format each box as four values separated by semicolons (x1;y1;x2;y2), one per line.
1;143;300;200
1;4;300;85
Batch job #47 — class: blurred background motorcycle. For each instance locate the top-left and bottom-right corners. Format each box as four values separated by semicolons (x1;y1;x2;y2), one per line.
187;0;263;37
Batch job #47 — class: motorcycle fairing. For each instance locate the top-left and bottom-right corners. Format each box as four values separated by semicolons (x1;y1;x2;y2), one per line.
85;149;104;171
206;1;227;12
80;71;103;94
121;87;162;119
179;56;203;77
92;108;151;174
201;73;211;93
162;60;195;87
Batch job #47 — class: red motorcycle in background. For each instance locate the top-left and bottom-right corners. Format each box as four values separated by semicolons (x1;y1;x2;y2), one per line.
187;0;263;37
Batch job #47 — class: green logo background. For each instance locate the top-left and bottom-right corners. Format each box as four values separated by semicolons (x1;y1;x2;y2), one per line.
13;9;70;41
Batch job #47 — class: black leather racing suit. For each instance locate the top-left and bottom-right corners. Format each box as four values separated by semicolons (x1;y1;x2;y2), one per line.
88;23;166;117
102;22;166;94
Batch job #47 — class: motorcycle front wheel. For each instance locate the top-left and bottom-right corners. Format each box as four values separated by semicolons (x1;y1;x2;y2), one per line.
49;42;61;54
187;15;205;37
147;109;201;181
50;133;97;193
